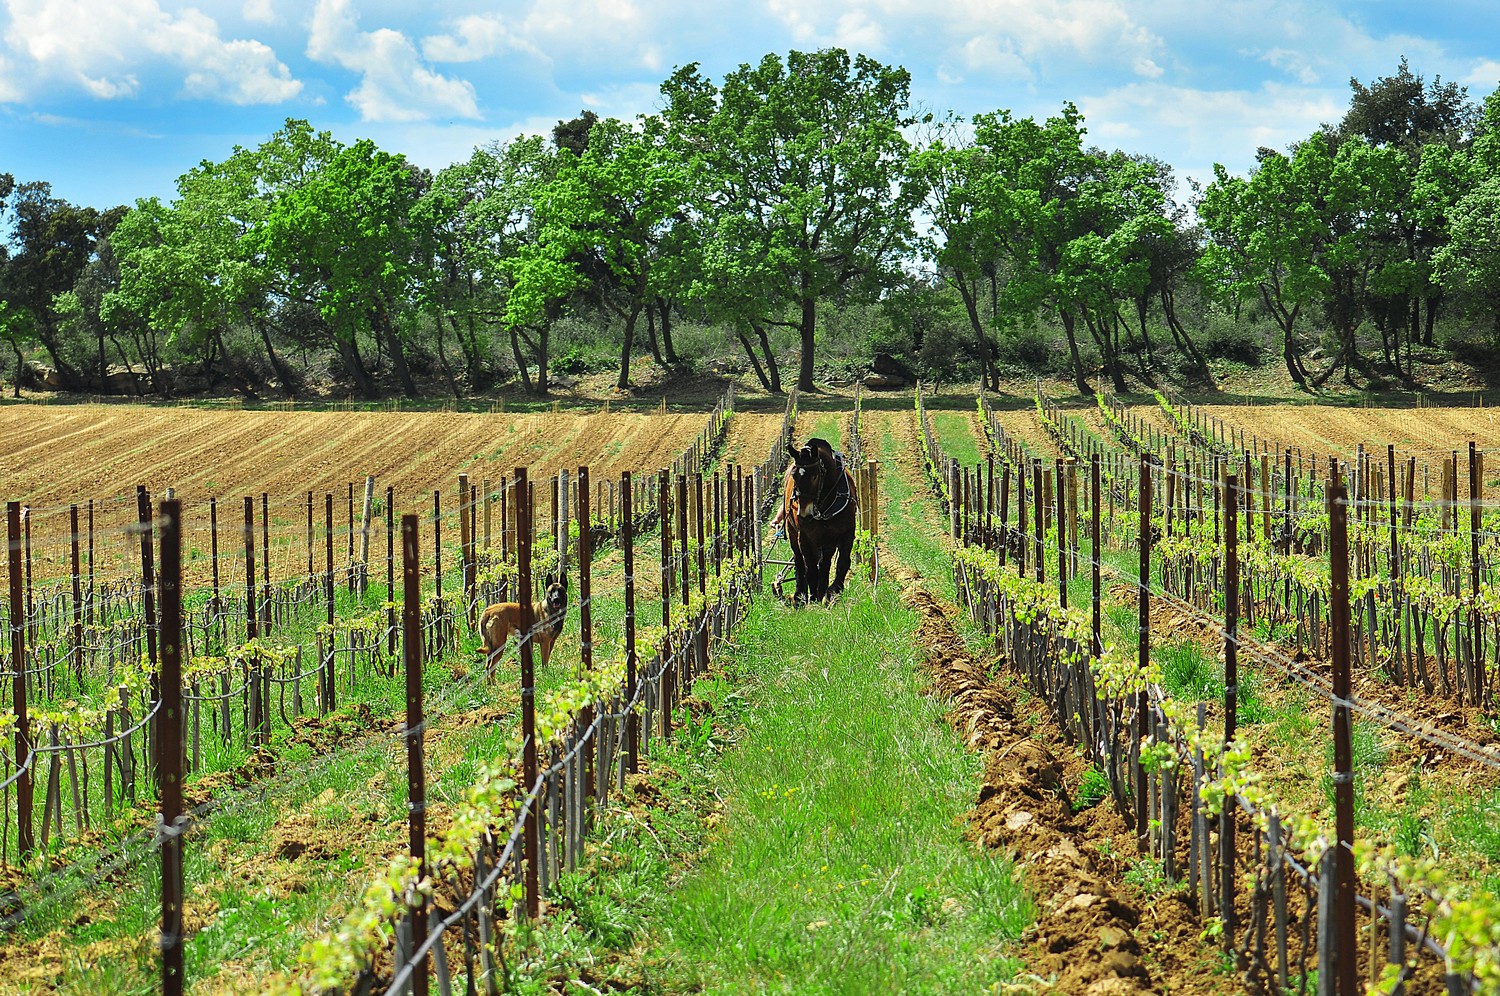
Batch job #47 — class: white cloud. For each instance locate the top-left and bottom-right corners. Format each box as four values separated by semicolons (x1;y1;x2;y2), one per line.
242;0;276;25
421;13;539;63
307;0;480;122
1255;47;1322;85
1464;58;1500;90
1;0;301;104
763;0;1165;80
1078;80;1345;187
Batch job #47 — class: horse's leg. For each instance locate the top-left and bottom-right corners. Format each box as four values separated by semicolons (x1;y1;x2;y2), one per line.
791;537;809;604
830;528;855;595
813;545;833;601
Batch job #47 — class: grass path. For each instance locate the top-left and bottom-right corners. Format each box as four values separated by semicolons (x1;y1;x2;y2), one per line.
633;574;1029;994
525;406;1032;993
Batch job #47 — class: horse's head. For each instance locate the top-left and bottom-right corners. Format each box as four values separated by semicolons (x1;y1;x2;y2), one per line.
790;443;828;509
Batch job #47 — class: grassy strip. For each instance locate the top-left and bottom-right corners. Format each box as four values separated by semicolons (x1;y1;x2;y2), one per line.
930;411;987;468
639;576;1029;994
499;411;1031;993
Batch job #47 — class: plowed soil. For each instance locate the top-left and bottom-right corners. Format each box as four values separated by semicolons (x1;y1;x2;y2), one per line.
1180;403;1500;463
893;562;1225;994
986;404;1064;459
0;406;708;507
718;413;791;470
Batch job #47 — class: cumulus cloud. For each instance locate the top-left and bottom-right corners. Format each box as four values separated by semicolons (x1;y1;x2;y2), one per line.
307;0;480;122
1;0;301;104
764;0;1166;80
1079;80;1345;185
1463;58;1500;90
242;0;276;25
422;13;540;63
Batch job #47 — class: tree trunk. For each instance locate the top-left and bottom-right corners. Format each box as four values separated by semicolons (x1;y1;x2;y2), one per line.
1281;330;1308;388
644;302;665;368
797;295;816;393
658;298;680;365
337;333;378;398
533;324;550;394
956;280;997;392
1160;287;1213;386
509;326;533;394
252;315;298;395
377;304;417;398
753;322;782;394
10;339;22;398
433;311;462;400
1058;308;1092;396
736;327;772;391
618;302;640;390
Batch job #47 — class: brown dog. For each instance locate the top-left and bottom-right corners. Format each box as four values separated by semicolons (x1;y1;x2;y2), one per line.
478;582;568;677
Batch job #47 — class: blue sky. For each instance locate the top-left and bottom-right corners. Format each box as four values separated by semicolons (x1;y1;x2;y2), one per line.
2;0;1497;210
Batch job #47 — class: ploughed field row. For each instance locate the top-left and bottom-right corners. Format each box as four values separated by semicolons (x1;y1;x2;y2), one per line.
0;405;711;506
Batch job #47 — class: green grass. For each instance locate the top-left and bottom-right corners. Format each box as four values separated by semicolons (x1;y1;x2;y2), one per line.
930;411;986;468
638;576;1029;993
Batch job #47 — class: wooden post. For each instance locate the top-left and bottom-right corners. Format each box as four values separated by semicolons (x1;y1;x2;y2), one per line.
387;486;396;655
243;497;261;743
157;498;185;996
1137;457;1151;850
306;491;314;578
260;493;270;636
8;503;34;860
622;471;638;773
1223;474;1240;953
69;504;82;686
578;466;594;801
210;498;221;636
359;475;375;597
324;493;335;713
1033;461;1045;584
458;474;473;625
1328;478;1359;996
516;467;540;920
136;487;160;758
346;481;355;591
401;512;428;996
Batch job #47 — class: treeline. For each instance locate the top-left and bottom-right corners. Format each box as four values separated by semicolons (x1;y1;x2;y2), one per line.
1;52;1498;399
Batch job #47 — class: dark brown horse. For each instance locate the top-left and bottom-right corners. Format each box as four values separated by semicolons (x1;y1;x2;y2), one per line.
783;437;858;603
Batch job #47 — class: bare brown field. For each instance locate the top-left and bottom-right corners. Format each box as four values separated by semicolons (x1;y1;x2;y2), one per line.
0;404;717;586
0;405;709;508
1183;402;1500;463
984;404;1062;458
718;412;789;470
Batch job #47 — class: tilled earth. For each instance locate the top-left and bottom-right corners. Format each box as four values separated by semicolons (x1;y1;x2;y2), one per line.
893;559;1232;994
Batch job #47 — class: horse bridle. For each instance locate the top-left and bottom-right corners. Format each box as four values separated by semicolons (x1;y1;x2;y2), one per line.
795;457;852;521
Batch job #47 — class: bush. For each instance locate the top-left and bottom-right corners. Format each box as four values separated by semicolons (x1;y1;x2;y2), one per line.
1199;315;1265;365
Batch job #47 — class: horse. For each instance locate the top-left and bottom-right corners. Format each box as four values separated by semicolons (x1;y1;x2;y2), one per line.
783;437;858;603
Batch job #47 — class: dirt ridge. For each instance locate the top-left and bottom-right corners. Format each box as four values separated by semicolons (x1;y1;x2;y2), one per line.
892;557;1225;994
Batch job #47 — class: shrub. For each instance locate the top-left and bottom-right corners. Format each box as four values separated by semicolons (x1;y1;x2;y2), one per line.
1199;314;1265;365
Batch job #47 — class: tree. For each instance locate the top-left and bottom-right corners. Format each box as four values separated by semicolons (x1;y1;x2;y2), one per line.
1338;57;1479;154
1432;118;1500;337
1198;132;1404;388
424;136;558;394
256;136;426;398
0;180;124;385
508;116;688;390
0;299;34;396
663;49;920;392
910;114;1003;390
